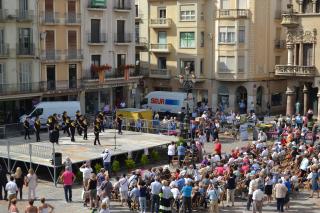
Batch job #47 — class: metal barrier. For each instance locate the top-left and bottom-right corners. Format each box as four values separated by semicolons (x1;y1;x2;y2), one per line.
0;123;24;138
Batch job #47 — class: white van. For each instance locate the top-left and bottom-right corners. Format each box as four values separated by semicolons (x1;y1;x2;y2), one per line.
20;101;81;127
142;91;194;114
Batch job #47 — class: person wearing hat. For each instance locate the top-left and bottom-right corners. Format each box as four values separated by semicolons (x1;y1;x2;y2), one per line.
34;115;41;142
69;119;76;142
23;117;31;140
82;117;88;140
94;121;101;145
101;149;112;176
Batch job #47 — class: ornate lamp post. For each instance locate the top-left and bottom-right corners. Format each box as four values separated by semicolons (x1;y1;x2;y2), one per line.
179;64;196;138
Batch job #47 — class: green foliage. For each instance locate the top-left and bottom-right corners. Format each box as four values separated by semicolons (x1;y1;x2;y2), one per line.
75;170;82;183
112;160;120;173
177;137;185;146
125;158;136;170
140;154;149;166
94;163;102;173
151;150;160;162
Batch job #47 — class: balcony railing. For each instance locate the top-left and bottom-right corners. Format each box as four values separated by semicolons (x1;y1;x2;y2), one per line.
0;83;42;96
0;44;9;57
150;69;171;79
114;33;132;43
0;9;8;21
274;39;286;49
281;13;299;28
135;37;147;46
87;33;107;44
44;80;79;91
83;67;144;82
114;0;131;11
87;0;107;9
16;43;34;56
216;9;249;19
41;12;60;24
275;65;316;77
150;18;172;28
65;49;83;60
40;50;62;61
149;43;172;53
65;13;81;24
16;10;34;22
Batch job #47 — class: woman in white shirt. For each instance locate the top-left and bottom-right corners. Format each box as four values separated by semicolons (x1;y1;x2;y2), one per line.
26;168;38;200
167;142;176;166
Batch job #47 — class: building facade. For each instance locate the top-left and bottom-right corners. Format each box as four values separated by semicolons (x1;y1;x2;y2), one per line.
275;0;320;119
82;0;143;114
0;0;40;124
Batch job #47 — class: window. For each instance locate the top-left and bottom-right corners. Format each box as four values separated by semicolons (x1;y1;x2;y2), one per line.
238;56;245;72
200;31;204;47
218;27;235;43
303;43;313;66
238;0;247;9
221;0;229;9
180;59;195;74
238;26;245;43
271;93;282;106
180;4;196;21
218;56;235;72
135;5;139;17
158;8;166;18
200;58;204;74
19;62;32;91
180;32;195;48
117;54;126;67
158;57;167;69
0;64;5;89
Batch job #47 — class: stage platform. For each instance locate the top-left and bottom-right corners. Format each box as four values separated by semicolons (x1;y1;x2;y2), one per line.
0;129;176;169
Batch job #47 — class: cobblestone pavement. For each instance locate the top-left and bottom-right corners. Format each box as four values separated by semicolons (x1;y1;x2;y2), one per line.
0;135;319;212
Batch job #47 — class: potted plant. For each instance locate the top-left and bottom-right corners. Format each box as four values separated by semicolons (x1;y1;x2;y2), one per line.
94;163;102;173
151;150;160;162
91;64;112;83
112;160;120;175
140;154;149;167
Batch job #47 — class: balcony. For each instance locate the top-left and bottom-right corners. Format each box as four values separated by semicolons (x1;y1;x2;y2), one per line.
65;49;83;60
114;33;132;45
0;9;8;21
65;13;81;24
16;10;34;22
150;18;172;28
44;80;80;92
87;33;107;44
41;12;60;24
281;13;299;28
0;44;9;58
275;65;316;77
135;11;143;21
149;43;172;53
113;0;132;12
135;37;147;48
216;9;249;19
40;50;62;61
274;39;286;49
87;0;107;10
0;82;42;97
215;72;248;81
16;43;35;56
149;69;171;79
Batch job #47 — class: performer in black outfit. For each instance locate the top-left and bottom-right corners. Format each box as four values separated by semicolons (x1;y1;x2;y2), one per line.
70;120;76;142
82;118;88;140
76;110;82;136
50;123;60;144
64;116;71;137
23;117;31;140
34;116;41;142
94;122;101;145
98;112;105;132
116;116;123;135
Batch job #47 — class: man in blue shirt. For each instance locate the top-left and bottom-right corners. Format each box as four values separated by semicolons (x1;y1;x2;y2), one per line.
150;177;162;213
178;144;186;168
181;181;192;213
207;184;220;213
176;176;185;191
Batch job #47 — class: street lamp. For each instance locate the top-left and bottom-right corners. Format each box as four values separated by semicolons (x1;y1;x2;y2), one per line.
179;64;196;138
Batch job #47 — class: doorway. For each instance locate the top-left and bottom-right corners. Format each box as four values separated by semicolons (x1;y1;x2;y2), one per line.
46;65;55;90
236;86;247;113
69;64;77;89
117;20;125;42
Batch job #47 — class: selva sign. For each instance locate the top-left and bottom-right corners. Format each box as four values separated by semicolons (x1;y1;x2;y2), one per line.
150;98;179;106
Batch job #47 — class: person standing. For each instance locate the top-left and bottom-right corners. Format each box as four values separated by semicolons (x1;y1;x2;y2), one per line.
247;176;258;210
119;174;129;206
8;198;19;213
181;181;193;213
13;167;24;200
116;116;123;135
138;180;147;213
167;142;176;166
38;197;54;213
64;116;71;137
87;173;98;209
309;168;319;198
34;116;41;142
5;176;18;205
214;139;222;158
59;166;76;203
82;117;88;140
24;199;37;213
177;143;186;168
207;184;220;213
252;187;265;213
23;117;31;140
274;179;287;213
226;171;236;207
79;162;93;190
101;149;112;176
76;110;82;136
25;169;37;200
150;177;162;213
69;120;76;142
94;122;101;145
0;165;8;200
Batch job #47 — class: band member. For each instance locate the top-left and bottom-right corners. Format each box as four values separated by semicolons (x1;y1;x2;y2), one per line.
98;112;105;132
62;111;69;135
76;111;82;136
47;115;55;131
64;116;71;137
70;120;76;142
23;117;31;140
94;122;101;145
116;116;123;135
34;116;41;142
82;118;88;140
50;123;60;144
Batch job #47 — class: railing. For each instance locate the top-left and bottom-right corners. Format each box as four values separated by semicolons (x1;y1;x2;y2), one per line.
43;80;80;91
0;43;9;57
87;33;107;43
65;13;81;24
114;33;132;43
150;69;171;79
135;37;147;46
150;43;172;51
150;18;172;27
83;68;145;81
275;65;316;77
0;9;8;21
274;39;286;49
114;0;132;10
65;49;83;60
16;43;35;56
16;10;34;21
40;50;63;61
281;13;299;27
0;82;42;96
87;0;107;9
216;9;249;19
41;11;60;24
